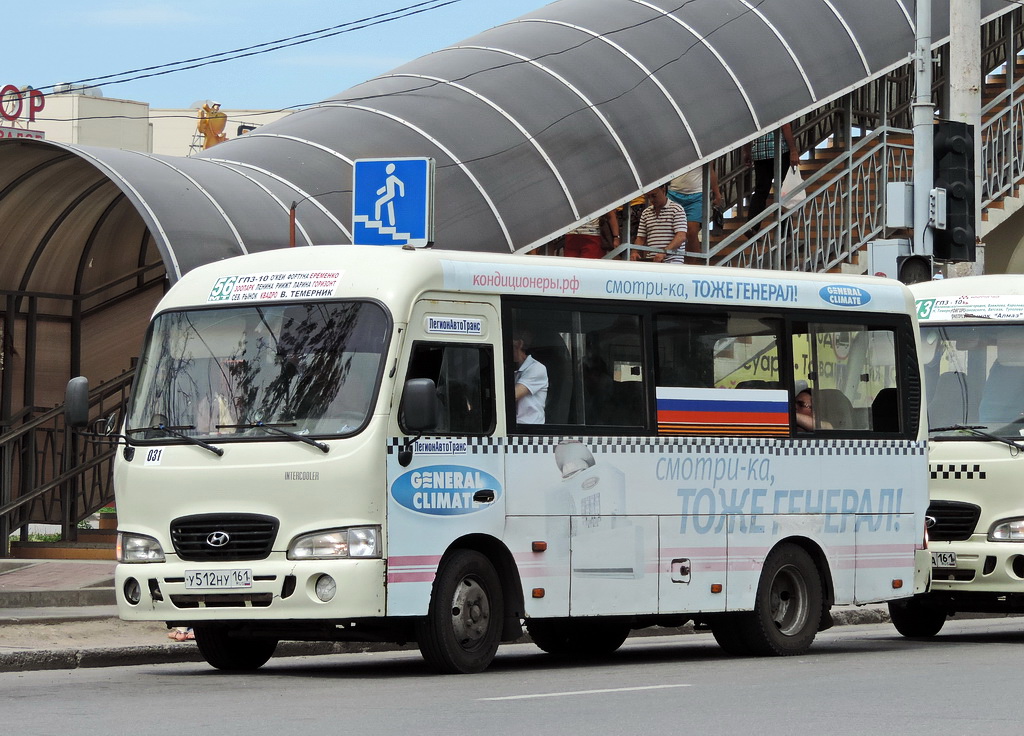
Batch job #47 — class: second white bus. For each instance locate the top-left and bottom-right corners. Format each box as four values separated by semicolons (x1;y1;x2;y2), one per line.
889;275;1024;636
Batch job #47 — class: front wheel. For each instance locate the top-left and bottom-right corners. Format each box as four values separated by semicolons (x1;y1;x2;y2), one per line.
735;543;823;656
416;549;503;674
192;627;278;671
888;597;947;637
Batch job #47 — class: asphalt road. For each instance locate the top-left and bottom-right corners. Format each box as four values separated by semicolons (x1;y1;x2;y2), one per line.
2;616;1021;735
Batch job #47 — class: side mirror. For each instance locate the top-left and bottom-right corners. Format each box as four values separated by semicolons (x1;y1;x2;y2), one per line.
402;378;438;433
65;376;91;429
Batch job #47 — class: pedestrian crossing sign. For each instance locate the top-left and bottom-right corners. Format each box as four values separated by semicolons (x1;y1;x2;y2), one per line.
352;157;435;247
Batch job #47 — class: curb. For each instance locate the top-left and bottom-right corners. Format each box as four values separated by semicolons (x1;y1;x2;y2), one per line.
0;588;116;609
0;640;419;674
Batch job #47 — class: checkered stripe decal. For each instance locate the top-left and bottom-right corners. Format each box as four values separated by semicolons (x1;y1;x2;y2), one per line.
930;463;986;480
386;437;502;454
388;436;926;457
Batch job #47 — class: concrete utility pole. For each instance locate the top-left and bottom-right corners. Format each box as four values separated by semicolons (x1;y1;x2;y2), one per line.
913;0;934;258
948;0;983;275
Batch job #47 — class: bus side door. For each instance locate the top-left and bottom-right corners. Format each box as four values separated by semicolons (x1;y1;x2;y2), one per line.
385;300;504;617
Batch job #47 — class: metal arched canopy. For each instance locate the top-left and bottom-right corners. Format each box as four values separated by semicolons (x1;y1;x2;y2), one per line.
0;0;1011;294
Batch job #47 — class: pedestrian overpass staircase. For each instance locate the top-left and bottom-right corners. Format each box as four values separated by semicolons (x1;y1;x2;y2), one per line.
598;16;1024;277
6;9;1024;558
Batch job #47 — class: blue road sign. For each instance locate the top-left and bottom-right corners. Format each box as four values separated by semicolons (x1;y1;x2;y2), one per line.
352;157;435;247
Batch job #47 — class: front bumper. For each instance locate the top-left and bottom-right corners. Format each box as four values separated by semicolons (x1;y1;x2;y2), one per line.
115;557;386;621
928;537;1024;594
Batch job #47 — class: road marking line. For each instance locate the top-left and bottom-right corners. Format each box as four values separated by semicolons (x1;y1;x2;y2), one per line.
479;684;692;701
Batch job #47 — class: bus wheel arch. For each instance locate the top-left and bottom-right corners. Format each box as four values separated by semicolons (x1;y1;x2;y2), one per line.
446;534;525;641
415;536;523;674
782;536;835;631
728;539;827;656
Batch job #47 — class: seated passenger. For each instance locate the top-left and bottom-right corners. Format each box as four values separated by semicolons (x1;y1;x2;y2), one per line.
795;388;831;432
512;332;548;424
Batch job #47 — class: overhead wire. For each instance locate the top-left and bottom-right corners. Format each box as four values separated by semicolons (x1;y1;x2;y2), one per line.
29;0;465;95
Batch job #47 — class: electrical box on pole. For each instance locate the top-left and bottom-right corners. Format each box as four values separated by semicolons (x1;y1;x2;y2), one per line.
932;120;976;262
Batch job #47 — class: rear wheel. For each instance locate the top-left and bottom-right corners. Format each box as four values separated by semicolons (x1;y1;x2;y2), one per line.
888;597;947;637
192;626;278;671
416;549;503;674
735;543;823;656
526;618;630;656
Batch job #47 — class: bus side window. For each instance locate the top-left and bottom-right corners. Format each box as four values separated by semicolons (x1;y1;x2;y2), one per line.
404;342;495;435
508;305;646;430
792;324;901;434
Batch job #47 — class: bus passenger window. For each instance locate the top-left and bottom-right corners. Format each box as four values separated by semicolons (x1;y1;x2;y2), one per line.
792;324;901;434
507;305;646;429
654;312;785;436
404;343;494;435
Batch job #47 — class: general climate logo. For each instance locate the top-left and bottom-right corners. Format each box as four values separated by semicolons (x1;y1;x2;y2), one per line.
819;285;871;308
391;465;500;516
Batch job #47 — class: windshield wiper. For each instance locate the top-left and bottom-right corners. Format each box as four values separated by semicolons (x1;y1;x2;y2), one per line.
216;421;330;453
125;424;224;456
930;424;1023;449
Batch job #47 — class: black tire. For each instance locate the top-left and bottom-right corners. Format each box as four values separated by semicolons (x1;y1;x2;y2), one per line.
710;616;751;656
888;597;947;637
526;618;630;656
192;626;278;671
736;543;823;656
416;549;503;674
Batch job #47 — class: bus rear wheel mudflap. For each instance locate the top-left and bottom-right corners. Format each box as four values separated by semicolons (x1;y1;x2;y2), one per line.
416;549;504;674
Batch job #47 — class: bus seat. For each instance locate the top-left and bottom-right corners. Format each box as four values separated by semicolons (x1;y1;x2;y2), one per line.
928;371;967;427
870;388;899;432
979;362;1024;424
530;337;572;424
816;388;854;430
736;380;781;390
608;381;645;426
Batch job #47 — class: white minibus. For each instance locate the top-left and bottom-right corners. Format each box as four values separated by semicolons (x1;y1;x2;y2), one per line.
68;245;930;672
889;275;1024;635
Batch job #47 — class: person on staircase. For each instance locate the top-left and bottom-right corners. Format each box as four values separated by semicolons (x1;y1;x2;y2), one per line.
667;164;723;261
743;123;800;221
632;184;688;264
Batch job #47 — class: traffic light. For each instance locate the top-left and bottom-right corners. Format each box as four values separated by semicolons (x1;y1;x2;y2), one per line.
932;120;975;262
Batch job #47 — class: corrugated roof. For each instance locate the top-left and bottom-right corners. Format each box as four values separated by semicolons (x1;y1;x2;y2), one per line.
0;0;1010;296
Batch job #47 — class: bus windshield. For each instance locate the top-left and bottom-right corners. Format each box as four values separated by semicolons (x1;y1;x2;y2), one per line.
922;322;1024;438
126;301;390;442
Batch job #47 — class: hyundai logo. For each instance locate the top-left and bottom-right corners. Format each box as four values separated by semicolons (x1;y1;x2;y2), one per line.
206;531;231;547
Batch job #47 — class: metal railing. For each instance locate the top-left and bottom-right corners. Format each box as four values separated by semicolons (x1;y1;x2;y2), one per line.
0;369;134;555
704;128;914;272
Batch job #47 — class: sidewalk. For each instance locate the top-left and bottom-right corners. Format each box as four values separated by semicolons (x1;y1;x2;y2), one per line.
0;558;892;673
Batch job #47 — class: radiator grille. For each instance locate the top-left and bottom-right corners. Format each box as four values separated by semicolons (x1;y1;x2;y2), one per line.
170;514;278;561
927;500;981;542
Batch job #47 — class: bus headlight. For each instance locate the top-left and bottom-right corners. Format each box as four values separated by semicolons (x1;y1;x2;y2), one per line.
288;526;381;560
117;532;165;562
990;518;1024;541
